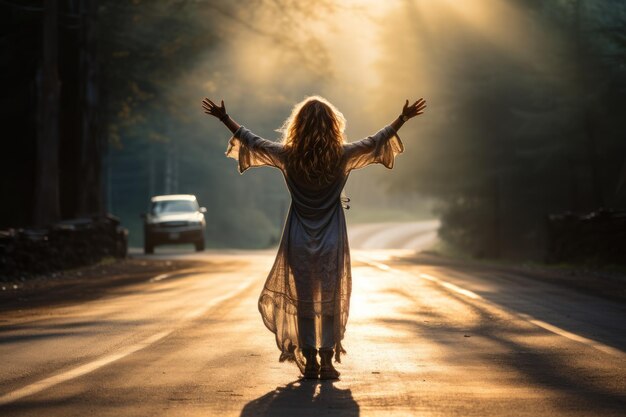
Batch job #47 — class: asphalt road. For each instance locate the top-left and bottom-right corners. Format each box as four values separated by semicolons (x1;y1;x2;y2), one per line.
1;221;625;416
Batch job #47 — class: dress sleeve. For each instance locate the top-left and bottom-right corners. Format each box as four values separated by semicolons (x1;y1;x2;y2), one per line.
343;125;404;171
225;126;285;173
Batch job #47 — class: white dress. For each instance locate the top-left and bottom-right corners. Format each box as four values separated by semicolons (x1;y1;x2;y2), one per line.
226;125;403;368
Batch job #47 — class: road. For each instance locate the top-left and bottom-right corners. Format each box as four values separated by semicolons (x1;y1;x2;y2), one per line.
1;221;625;416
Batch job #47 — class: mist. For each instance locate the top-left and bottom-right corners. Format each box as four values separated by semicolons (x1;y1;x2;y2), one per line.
105;0;434;248
98;0;625;256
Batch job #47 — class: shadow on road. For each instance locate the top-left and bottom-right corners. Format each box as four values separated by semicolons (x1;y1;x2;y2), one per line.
378;285;626;413
240;379;359;417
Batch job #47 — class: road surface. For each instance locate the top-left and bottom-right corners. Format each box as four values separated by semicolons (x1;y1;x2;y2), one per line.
1;221;625;416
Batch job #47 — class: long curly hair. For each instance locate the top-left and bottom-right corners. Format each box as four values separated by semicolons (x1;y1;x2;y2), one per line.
280;96;346;186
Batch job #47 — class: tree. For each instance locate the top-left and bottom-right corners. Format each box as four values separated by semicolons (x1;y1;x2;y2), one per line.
377;0;626;259
34;0;61;226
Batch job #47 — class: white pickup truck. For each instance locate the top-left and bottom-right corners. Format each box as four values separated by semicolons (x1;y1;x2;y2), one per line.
141;194;206;254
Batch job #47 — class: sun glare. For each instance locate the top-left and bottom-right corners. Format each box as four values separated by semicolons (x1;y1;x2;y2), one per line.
435;0;552;65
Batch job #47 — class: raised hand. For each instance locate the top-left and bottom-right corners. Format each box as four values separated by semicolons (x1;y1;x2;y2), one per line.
389;98;426;133
202;98;241;133
402;98;427;119
202;98;227;120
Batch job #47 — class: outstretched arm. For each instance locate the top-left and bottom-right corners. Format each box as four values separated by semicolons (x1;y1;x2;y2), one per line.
204;97;285;172
343;97;426;171
202;98;240;134
389;98;427;133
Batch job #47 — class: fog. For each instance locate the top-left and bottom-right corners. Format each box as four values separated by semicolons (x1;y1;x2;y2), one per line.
106;0;436;248
102;0;626;256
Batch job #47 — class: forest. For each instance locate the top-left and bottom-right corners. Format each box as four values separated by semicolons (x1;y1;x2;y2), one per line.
1;0;625;260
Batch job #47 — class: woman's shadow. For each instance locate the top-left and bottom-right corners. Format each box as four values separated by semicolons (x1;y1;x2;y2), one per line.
239;379;359;417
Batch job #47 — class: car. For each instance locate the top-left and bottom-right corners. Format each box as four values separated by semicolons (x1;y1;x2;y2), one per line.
141;194;206;254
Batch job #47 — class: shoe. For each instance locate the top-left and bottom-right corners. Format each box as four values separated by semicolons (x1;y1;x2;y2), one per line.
319;348;340;380
302;348;320;379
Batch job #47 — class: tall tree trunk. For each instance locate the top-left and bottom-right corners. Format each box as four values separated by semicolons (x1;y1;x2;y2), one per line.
574;0;604;209
164;143;173;195
34;0;61;226
584;113;604;207
172;141;179;193
77;0;102;215
148;142;156;197
491;176;501;258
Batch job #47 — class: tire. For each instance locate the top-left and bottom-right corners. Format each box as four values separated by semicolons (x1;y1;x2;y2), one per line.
195;239;205;252
144;236;154;254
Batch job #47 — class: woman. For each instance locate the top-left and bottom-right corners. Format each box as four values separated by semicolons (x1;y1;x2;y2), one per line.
202;95;426;379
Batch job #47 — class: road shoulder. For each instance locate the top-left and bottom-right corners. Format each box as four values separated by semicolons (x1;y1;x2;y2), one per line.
396;252;626;304
0;258;209;314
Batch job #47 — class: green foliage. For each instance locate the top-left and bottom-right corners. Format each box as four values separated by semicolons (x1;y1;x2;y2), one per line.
98;0;626;256
382;0;626;259
100;0;334;248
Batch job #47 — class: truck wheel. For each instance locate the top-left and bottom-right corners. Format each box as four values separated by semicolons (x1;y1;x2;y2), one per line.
144;240;154;254
195;239;205;252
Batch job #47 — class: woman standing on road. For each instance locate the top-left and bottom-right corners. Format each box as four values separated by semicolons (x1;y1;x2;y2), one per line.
202;95;426;379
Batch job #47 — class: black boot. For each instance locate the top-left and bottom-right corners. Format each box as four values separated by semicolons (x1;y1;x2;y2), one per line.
319;348;340;380
302;348;320;379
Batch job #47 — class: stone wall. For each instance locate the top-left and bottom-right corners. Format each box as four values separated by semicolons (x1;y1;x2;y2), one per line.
0;214;128;280
546;209;626;265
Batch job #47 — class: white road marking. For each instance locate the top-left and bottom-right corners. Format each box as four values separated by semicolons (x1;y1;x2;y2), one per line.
518;314;626;359
0;278;255;406
360;258;392;272
0;330;170;407
419;272;482;300
356;255;625;360
149;273;170;282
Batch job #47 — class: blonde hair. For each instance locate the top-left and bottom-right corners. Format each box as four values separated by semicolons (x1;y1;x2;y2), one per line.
280;96;346;186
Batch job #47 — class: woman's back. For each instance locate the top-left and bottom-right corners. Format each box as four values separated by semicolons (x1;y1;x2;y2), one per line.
202;94;426;377
284;165;347;217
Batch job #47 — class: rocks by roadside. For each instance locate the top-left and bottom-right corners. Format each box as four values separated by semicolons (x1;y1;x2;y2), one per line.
547;209;626;266
0;214;128;281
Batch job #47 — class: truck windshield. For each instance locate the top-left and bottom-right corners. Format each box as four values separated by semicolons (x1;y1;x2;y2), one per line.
151;200;197;215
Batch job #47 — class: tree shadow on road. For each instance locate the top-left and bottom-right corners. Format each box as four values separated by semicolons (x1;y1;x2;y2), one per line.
377;285;626;414
239;379;359;417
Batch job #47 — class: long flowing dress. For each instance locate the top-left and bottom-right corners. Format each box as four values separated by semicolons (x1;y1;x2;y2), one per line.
225;125;403;369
